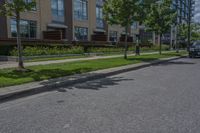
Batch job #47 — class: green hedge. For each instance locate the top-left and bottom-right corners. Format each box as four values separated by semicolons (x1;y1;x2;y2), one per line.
0;45;16;55
10;46;84;56
4;44;170;56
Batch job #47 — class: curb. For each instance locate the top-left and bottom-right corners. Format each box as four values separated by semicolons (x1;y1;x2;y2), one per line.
0;56;186;102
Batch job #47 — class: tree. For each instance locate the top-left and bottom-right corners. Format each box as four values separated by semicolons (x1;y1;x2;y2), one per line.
103;0;139;59
144;0;176;54
135;0;158;24
191;23;200;41
178;24;188;40
0;0;36;71
134;0;158;55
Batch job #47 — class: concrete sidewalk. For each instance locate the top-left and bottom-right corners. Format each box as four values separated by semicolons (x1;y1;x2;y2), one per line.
0;55;185;102
0;51;174;69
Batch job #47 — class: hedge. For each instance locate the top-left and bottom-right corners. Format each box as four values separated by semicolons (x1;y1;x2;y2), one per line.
0;43;170;56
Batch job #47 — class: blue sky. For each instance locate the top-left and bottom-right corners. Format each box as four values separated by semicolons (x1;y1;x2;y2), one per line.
194;0;200;23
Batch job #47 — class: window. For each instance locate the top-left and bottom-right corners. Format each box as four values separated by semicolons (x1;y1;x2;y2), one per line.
109;31;118;42
74;0;88;20
132;22;138;29
96;0;104;29
96;6;104;29
51;0;64;16
10;19;37;39
74;27;88;41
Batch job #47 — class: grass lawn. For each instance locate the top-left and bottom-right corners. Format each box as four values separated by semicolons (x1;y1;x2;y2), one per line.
0;51;187;88
25;50;171;63
25;55;87;62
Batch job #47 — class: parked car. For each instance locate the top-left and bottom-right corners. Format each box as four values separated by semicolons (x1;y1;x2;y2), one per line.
189;41;200;58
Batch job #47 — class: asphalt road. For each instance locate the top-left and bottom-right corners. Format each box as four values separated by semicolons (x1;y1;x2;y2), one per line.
0;57;200;133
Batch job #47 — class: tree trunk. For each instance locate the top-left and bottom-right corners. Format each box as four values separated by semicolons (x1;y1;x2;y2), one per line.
159;34;162;55
124;26;128;59
153;32;156;45
170;25;173;50
16;13;25;70
176;25;179;53
135;35;140;56
174;25;178;51
187;0;191;51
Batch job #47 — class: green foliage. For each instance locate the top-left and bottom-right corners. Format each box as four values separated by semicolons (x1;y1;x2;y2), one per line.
145;0;177;35
0;45;15;55
10;46;84;56
178;24;188;40
103;0;139;27
135;0;159;24
191;23;200;41
0;0;36;16
88;47;124;53
9;45;170;57
103;0;144;59
141;44;170;51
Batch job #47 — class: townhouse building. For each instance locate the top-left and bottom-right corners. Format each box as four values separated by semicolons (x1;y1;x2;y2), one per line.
0;0;139;42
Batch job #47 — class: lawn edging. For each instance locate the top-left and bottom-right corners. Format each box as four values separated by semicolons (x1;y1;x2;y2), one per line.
0;55;186;102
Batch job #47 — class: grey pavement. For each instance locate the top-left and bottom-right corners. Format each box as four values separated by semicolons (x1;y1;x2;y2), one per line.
0;51;173;69
0;57;199;133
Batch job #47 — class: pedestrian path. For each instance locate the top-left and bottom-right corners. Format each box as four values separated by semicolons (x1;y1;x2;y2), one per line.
0;51;173;69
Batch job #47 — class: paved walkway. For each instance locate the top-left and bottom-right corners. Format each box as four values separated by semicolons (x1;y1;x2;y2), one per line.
0;51;173;69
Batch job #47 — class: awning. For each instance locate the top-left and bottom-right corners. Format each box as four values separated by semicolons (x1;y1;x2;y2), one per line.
47;23;68;29
94;29;106;33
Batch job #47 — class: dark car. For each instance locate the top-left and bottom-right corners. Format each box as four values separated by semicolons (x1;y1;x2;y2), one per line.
189;41;200;58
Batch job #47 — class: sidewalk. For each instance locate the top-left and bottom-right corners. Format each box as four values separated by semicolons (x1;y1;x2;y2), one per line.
0;51;174;69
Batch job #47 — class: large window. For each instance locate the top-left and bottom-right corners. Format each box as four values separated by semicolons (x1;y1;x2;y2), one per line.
96;0;104;29
51;0;65;22
74;27;88;41
74;0;88;20
10;19;37;39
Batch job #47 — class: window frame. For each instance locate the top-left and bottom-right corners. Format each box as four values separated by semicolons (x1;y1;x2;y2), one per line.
10;18;37;39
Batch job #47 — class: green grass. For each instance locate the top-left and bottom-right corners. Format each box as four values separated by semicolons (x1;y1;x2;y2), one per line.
0;51;187;88
26;50;171;63
25;55;87;62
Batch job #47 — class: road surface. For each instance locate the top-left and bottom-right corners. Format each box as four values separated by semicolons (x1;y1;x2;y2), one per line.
0;57;200;133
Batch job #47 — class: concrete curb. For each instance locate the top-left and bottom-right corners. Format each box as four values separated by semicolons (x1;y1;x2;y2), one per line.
0;56;186;102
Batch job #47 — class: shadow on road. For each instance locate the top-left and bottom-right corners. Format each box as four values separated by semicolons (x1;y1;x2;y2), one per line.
153;60;195;66
0;76;133;104
65;77;134;91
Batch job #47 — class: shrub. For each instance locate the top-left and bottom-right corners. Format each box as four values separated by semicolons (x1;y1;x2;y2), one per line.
9;44;170;56
10;46;84;56
0;45;15;55
141;44;170;51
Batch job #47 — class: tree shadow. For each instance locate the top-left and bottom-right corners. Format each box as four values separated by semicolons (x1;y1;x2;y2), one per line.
127;57;160;62
66;77;134;91
152;60;195;66
0;74;134;103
